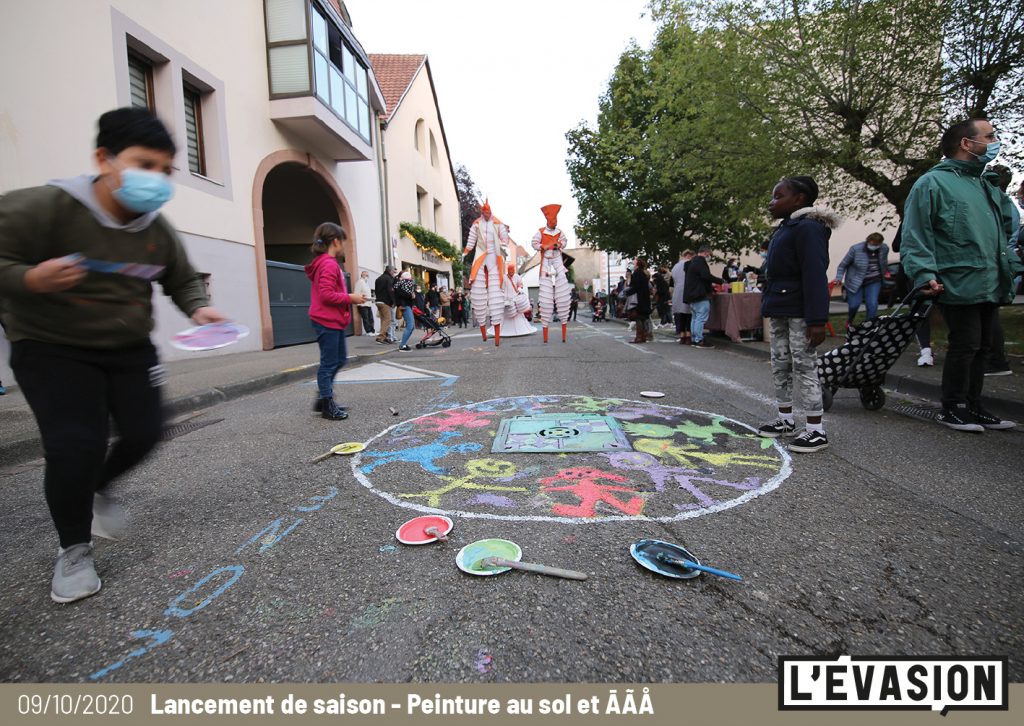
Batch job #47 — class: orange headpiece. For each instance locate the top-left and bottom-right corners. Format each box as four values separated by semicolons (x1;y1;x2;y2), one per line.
541;204;561;228
481;198;491;216
507;261;516;275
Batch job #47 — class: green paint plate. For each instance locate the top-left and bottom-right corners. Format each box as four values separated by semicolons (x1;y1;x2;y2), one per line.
456;539;523;576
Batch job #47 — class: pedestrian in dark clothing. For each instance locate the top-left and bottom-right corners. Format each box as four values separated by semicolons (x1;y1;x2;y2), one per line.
624;257;653;343
426;285;441;318
654;266;671;325
569;288;579;321
373;266;396;344
721;258;741;284
756;175;835;453
683;247;723;348
451;288;466;327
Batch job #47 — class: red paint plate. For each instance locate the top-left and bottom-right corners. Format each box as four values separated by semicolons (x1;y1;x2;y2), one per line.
395;515;454;545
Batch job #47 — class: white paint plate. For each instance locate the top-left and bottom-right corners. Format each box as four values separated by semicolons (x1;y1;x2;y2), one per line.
640;391;665;398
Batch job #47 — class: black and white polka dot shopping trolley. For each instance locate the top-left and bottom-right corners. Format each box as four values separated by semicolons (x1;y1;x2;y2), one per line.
817;290;932;412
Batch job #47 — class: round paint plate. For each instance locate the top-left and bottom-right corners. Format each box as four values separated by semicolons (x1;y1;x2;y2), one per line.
630;539;702;580
640;391;666;398
331;442;366;456
170;322;250;351
456;538;522;576
396;515;454;545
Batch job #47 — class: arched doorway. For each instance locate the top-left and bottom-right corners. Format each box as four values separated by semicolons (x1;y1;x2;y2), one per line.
252;152;360;349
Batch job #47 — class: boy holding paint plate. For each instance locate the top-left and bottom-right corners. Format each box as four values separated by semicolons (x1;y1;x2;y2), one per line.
0;107;227;603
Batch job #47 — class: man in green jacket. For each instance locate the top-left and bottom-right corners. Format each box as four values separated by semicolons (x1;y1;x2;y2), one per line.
0;108;226;603
901;118;1021;433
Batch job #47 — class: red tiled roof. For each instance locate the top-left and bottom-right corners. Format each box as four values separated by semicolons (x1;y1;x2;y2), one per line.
369;54;426;121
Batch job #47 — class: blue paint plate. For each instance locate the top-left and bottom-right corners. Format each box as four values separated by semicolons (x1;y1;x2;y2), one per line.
630;539;701;580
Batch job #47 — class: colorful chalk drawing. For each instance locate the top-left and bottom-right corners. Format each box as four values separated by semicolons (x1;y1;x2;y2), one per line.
352;396;792;523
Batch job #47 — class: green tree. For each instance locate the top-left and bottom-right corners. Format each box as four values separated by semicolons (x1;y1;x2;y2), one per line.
567;19;783;259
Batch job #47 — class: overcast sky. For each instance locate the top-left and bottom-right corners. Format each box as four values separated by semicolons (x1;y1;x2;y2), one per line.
346;0;657;248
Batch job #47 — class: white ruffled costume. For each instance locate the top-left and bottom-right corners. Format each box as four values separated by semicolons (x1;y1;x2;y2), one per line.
531;204;572;343
488;267;536;337
463;205;511;345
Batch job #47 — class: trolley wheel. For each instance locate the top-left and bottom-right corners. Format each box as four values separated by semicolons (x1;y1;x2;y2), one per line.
415;342;425;349
441;339;451;348
821;388;835;412
859;386;885;411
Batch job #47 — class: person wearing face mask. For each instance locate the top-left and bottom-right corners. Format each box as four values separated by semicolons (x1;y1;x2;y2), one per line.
901;118;1022;432
833;232;890;328
0;107;228;603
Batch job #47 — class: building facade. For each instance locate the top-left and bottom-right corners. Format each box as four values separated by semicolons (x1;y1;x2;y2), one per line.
370;54;461;291
0;0;389;387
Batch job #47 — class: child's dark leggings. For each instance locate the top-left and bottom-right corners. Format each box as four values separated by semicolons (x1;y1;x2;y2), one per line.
11;340;163;548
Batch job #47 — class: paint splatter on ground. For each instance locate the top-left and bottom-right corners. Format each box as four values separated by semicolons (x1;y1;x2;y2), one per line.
475;648;493;674
350;599;400;630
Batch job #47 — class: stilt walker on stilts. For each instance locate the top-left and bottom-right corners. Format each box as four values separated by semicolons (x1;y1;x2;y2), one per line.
532;204;572;343
462;199;509;347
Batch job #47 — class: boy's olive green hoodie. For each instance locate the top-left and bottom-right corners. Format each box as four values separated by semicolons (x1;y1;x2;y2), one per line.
0;175;208;349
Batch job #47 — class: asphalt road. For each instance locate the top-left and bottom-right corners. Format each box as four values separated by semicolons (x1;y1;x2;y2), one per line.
1;320;1021;683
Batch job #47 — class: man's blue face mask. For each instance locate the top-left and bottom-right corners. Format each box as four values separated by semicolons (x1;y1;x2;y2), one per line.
967;138;1001;164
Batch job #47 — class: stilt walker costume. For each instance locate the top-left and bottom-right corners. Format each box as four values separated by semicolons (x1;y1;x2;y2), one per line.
532;204;572;343
462;199;510;347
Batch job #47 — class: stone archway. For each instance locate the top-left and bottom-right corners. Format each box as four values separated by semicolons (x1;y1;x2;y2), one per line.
252;151;361;350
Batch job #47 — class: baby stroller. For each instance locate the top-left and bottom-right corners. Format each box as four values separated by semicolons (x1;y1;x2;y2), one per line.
411;306;451;349
591;298;606;322
817;288;931;412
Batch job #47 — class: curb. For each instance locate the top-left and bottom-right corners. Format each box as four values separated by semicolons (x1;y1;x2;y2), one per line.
0;350;390;470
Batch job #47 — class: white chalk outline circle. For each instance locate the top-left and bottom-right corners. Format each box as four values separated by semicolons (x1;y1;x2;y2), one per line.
351;395;792;524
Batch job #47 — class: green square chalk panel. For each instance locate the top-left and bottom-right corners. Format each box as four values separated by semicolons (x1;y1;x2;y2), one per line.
491;414;633;453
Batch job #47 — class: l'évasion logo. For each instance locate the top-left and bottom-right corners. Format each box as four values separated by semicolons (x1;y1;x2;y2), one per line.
778;655;1007;716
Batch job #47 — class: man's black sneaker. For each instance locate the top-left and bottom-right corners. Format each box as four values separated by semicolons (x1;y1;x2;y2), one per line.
937;405;984;433
692;340;715;349
969;408;1016;430
788;429;829;453
757;418;796;438
399;345;411;351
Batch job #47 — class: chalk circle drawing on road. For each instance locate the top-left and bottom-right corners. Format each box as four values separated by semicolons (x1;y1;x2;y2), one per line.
351;395;792;523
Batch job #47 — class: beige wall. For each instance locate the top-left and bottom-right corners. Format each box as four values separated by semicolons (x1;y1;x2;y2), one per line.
382;63;460;279
0;0;387;379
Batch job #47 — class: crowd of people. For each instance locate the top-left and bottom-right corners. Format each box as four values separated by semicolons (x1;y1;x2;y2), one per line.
0;105;1020;607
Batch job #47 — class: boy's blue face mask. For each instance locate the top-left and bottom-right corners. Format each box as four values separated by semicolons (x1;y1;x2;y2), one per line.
108;157;174;213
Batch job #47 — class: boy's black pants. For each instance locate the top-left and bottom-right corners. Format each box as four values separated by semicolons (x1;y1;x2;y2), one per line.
11;340;163;547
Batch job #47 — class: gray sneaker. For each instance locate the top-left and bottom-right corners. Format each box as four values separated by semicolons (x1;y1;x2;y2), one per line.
92;493;126;541
51;543;101;603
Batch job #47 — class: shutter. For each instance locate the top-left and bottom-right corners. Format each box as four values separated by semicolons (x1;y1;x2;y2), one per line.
183;84;205;175
127;53;152;110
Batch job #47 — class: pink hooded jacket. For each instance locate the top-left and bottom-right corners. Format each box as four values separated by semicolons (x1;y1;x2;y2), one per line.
305;253;352;330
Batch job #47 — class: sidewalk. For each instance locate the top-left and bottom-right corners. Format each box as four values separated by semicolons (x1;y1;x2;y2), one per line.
607;316;1024;420
0;333;400;468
